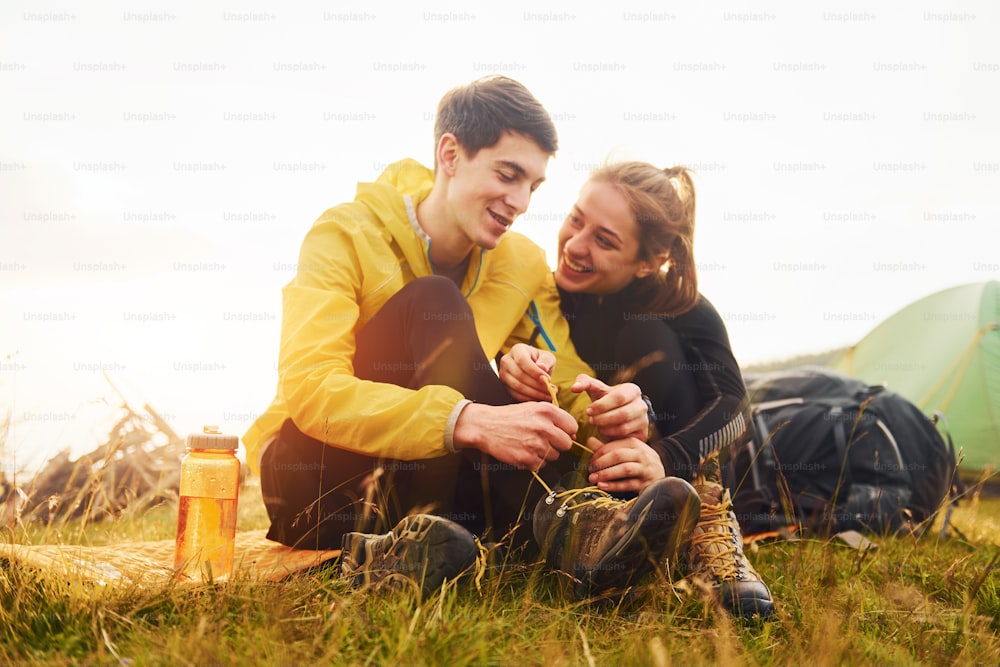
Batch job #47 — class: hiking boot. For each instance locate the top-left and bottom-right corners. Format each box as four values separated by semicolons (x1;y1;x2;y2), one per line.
340;514;479;599
685;479;775;619
533;476;701;599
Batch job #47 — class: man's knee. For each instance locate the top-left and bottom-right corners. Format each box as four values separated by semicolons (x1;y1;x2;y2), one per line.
399;275;471;318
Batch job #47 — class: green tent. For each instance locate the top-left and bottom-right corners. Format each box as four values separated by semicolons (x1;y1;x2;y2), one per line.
830;281;1000;472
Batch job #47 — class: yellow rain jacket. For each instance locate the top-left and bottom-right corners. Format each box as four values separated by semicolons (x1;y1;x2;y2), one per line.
244;159;595;474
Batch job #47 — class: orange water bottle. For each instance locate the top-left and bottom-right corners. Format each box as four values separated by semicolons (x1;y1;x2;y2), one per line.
174;426;240;582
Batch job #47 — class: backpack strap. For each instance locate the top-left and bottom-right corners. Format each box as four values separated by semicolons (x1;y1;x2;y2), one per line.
829;406;849;496
748;411;772;492
729;399;800;528
873;418;910;486
830;407;847;459
741;400;799;493
752;398;805;465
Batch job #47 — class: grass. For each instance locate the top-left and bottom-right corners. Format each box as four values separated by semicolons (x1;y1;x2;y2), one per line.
2;478;999;666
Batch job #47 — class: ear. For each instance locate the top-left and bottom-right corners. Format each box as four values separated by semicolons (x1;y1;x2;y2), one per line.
436;133;462;177
634;252;668;279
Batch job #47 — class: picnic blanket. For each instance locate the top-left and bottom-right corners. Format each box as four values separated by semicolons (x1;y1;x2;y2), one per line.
1;530;340;587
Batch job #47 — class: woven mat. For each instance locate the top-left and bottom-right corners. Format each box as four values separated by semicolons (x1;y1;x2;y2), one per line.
2;530;340;587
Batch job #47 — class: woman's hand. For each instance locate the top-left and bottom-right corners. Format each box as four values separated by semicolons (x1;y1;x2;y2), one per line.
498;343;558;403
586;436;665;493
571;375;649;441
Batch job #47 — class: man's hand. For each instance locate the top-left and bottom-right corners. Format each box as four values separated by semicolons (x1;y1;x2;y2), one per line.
571;375;649;441
586;436;665;493
498;343;558;403
453;402;578;470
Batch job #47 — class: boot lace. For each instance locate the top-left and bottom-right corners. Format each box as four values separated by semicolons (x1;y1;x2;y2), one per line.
527;376;613;516
689;497;740;581
540;485;624;517
471;539;490;593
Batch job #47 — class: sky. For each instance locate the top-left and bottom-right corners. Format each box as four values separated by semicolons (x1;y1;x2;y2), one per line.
2;1;998;473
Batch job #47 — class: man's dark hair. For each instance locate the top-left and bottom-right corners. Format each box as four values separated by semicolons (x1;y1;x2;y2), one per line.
434;76;558;161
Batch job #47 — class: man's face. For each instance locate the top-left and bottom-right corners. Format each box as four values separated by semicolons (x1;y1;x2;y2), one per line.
446;132;550;250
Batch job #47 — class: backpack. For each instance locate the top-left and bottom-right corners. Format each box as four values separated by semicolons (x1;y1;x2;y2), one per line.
727;366;961;537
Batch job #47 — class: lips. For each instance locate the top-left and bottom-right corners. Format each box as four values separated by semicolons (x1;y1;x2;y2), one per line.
561;255;593;274
487;208;511;228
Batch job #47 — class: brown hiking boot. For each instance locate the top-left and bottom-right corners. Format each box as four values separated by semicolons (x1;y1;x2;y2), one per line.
533;476;701;599
340;514;479;599
686;478;775;618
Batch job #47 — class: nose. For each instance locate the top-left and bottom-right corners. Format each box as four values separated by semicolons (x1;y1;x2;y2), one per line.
506;183;532;216
562;228;587;256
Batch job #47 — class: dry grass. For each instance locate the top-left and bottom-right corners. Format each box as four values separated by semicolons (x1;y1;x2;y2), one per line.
2;475;999;666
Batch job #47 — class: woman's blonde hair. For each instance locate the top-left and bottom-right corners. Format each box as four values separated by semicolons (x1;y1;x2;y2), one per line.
589;161;698;316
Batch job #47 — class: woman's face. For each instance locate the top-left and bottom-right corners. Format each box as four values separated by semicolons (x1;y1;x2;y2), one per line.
554;179;661;295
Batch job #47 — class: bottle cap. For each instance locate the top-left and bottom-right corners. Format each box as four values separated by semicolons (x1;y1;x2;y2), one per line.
186;425;239;450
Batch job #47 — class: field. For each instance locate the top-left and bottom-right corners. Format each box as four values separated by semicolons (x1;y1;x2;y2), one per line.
2;476;999;666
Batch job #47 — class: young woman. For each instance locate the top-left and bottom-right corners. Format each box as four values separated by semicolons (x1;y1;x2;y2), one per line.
501;162;775;618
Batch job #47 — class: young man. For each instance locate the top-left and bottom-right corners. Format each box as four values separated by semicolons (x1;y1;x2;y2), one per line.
244;76;699;598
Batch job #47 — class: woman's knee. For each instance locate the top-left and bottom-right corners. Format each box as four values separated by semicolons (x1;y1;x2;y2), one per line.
616;320;685;363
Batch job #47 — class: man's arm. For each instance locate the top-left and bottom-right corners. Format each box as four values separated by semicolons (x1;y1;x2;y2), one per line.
277;211;465;461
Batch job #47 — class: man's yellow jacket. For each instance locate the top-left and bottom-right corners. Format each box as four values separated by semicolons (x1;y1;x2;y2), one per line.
243;159;594;474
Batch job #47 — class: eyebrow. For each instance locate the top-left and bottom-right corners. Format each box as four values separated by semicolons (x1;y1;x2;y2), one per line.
572;204;624;244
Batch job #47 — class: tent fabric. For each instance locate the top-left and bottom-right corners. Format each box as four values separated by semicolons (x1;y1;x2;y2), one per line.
831;281;1000;471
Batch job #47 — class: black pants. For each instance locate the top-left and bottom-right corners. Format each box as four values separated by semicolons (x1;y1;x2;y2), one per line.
260;276;564;552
